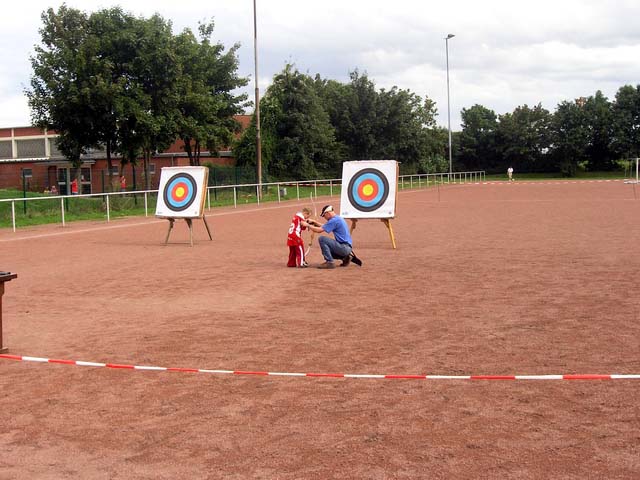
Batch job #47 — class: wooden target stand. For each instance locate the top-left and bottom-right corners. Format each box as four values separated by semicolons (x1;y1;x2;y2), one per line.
163;215;212;247
0;272;17;353
349;218;397;249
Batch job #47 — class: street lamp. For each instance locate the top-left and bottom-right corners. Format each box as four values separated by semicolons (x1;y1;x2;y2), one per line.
253;0;262;198
445;33;455;179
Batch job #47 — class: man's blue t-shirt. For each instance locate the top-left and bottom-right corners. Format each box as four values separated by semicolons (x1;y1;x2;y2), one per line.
322;215;352;246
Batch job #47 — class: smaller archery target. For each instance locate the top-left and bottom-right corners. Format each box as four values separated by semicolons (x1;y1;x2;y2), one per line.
347;168;389;212
164;173;197;212
340;160;398;219
155;166;208;218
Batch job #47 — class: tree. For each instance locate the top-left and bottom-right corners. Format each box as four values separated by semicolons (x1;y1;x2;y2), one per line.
174;21;249;166
459;105;499;171
320;71;379;161
235;64;340;180
316;71;447;174
611;85;640;160
551;100;590;176
496;104;553;173
28;6;247;192
111;12;180;188
583;91;615;171
27;5;96;180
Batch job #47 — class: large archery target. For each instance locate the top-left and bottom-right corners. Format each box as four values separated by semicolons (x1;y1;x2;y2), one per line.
340;160;398;218
347;168;389;212
155;166;208;218
164;173;197;211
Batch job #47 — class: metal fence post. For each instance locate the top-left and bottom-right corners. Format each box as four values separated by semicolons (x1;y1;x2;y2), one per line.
60;197;65;227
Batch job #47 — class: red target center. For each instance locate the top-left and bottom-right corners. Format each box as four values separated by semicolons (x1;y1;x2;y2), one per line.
358;180;378;201
171;182;188;202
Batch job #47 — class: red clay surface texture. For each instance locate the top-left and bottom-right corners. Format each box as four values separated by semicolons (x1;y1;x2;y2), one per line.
1;180;639;479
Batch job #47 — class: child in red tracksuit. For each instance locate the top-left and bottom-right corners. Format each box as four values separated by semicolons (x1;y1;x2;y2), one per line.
287;207;312;267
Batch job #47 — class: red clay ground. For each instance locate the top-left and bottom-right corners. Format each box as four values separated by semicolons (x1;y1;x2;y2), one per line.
1;180;639;479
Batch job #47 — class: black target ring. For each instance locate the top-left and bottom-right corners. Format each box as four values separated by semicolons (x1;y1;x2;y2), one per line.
163;173;198;212
347;168;390;212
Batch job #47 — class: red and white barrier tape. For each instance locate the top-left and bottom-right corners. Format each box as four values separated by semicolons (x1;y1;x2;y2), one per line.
2;354;639;380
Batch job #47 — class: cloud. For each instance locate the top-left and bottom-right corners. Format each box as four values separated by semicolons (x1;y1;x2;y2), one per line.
1;0;640;130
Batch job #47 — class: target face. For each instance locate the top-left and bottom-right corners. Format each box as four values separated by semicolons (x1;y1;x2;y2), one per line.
163;173;197;212
347;168;389;212
340;160;398;219
155;166;208;218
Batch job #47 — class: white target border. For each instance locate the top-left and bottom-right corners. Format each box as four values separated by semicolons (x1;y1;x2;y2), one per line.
155;166;208;218
340;160;399;219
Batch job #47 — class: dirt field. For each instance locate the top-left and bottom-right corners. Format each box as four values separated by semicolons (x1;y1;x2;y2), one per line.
1;180;639;479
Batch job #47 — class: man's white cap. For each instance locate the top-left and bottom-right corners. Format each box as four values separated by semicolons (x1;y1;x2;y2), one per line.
320;205;333;216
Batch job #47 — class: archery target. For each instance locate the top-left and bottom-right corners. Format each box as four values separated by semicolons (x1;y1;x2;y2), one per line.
164;173;197;211
347;168;389;212
155;166;208;218
340;160;398;218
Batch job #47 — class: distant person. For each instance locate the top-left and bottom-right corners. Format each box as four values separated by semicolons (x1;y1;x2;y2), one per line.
507;166;514;182
302;205;362;269
120;174;126;192
50;185;58;195
70;178;78;195
287;207;312;268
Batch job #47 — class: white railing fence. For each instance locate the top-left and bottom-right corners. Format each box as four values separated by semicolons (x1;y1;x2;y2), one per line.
1;171;485;232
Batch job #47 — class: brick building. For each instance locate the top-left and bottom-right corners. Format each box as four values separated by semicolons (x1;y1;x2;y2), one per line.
0;115;251;194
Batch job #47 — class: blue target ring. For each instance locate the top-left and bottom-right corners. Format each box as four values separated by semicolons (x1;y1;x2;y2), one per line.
163;173;197;212
347;168;389;212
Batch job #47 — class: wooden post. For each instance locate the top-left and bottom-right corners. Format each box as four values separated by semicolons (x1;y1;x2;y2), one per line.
381;218;397;249
0;272;18;353
164;219;175;245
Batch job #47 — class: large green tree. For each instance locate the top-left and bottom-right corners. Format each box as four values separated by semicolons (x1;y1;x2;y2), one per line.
496;104;553;173
235;65;340;180
174;22;248;166
317;71;379;161
551;100;590;176
315;71;447;174
611;84;640;160
459;104;499;171
28;5;247;189
583;91;615;171
27;5;96;181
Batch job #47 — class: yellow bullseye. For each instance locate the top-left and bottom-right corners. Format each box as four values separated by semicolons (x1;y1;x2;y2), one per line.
362;184;374;196
175;186;185;198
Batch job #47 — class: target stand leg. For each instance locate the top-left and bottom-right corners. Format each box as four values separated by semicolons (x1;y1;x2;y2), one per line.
185;218;194;247
202;215;213;241
381;218;397;249
164;219;175;245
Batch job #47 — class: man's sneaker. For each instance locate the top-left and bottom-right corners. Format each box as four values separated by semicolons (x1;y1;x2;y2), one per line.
317;262;335;269
340;255;351;267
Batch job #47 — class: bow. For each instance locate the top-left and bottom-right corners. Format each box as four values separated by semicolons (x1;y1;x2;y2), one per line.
305;192;318;257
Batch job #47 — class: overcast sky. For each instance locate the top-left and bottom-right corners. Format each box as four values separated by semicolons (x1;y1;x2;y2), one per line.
1;0;639;130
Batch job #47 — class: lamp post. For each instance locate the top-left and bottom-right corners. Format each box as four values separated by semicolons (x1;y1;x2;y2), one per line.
445;33;455;179
253;0;262;198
